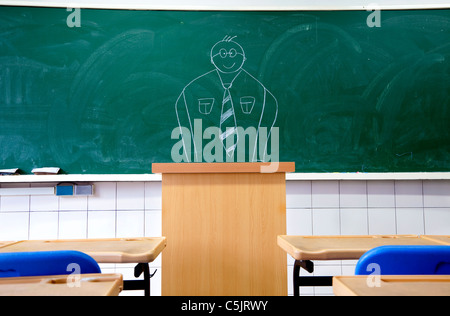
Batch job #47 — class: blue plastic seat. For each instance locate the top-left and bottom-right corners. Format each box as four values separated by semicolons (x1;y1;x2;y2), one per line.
0;251;101;278
355;245;450;275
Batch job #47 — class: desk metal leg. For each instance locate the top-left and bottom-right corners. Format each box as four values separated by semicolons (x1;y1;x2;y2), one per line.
123;263;157;296
293;260;333;296
293;260;301;296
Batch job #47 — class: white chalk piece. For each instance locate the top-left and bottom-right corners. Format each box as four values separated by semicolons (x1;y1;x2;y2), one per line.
32;167;61;175
0;168;19;175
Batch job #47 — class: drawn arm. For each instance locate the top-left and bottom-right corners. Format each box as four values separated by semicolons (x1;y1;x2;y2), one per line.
175;89;195;162
258;88;278;162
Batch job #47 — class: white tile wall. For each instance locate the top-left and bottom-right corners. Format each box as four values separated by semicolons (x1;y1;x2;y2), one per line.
286;180;450;296
0;181;163;296
0;179;449;296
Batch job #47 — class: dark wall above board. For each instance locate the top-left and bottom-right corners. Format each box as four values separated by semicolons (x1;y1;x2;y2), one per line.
0;7;449;174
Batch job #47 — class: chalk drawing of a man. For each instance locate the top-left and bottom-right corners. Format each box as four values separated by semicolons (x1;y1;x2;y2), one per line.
175;36;278;162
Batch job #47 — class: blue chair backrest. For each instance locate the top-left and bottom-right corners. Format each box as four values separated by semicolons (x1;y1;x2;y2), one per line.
0;251;101;278
355;245;450;275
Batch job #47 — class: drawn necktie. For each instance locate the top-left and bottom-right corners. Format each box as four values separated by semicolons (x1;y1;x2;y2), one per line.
220;84;238;158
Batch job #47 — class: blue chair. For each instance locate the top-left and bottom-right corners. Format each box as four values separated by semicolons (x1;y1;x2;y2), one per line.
0;251;101;278
355;245;450;275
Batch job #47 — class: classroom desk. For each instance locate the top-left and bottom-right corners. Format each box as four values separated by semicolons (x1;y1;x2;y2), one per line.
333;275;450;296
277;235;442;296
0;273;123;296
0;237;166;296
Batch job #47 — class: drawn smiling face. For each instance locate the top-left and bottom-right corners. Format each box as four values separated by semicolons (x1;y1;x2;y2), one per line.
211;38;246;74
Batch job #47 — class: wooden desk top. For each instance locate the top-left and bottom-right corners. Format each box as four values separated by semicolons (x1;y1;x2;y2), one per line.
0;237;167;263
333;275;450;296
277;235;441;260
0;273;123;296
0;241;16;249
152;162;295;174
421;235;450;245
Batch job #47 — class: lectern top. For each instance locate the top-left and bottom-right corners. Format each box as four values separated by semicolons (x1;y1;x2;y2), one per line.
152;162;295;174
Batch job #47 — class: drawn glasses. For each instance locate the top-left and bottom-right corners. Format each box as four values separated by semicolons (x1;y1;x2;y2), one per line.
214;48;244;59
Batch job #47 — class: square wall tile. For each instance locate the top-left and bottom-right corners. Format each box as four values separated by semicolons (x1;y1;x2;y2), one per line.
423;181;450;208
88;182;116;211
117;182;145;211
312;181;339;208
340;208;368;235
424;208;450;235
0;212;29;240
286;209;312;236
340;181;367;208
58;211;88;239
286;181;311;208
29;212;58;239
368;208;396;234
88;211;116;238
145;182;162;210
145;210;162;237
396;208;424;235
367;181;395;207
395;181;423;208
0;195;29;212
116;210;145;238
312;208;340;235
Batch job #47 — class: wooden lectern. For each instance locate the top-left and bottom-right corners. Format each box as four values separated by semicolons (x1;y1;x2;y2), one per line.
152;162;294;296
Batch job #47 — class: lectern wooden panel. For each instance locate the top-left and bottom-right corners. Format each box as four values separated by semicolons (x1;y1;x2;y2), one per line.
153;162;294;296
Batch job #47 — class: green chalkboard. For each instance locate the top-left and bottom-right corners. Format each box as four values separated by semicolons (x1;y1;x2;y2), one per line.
0;7;449;174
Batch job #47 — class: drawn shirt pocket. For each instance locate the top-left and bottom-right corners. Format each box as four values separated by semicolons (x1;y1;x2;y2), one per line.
240;96;255;114
198;98;215;115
